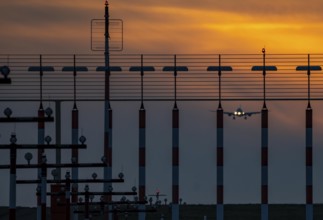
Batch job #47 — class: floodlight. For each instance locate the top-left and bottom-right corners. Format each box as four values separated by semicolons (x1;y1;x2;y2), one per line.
1;66;10;78
163;66;188;72
51;169;58;178
79;135;86;144
4;108;12;118
28;66;55;72
251;66;277;71
129;66;155;72
45;136;52;145
296;66;322;71
24;152;33;165
45;107;53;117
207;66;233;71
92;172;98;180
96;66;122;72
62;66;88;72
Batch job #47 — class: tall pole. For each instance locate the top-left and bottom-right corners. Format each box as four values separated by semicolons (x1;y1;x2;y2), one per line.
139;55;146;220
305;54;313;220
55;100;61;180
65;172;71;220
261;48;269;220
41;155;47;220
84;185;90;220
172;55;179;220
72;55;79;220
9;134;17;220
216;55;224;220
37;55;45;220
104;1;113;220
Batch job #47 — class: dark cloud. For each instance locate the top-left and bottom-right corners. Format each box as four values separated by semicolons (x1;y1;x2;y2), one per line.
0;0;100;53
0;3;98;28
115;0;323;21
0;0;322;53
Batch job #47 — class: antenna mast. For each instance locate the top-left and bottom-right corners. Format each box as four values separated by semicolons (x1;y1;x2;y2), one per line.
105;0;110;97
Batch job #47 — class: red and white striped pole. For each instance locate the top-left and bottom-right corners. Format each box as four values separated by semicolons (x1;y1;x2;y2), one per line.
129;56;155;220
139;103;146;220
305;55;313;220
71;105;79;220
104;1;113;219
72;55;79;220
65;171;71;220
261;49;268;220
9;134;17;220
306;104;312;220
163;58;188;220
139;55;146;220
261;105;268;220
37;55;45;220
172;55;179;220
217;103;224;220
207;57;233;220
251;49;278;220
84;185;90;220
40;154;47;220
172;105;179;220
295;55;322;220
216;58;224;220
61;55;89;220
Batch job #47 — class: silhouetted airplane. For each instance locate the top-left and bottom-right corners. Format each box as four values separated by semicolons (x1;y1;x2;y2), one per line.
211;106;261;119
224;106;260;119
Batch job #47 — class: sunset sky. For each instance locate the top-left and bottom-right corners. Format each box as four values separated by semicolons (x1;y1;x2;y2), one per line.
1;0;323;207
0;0;322;54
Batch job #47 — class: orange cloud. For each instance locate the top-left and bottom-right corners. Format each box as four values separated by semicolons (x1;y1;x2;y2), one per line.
115;4;323;53
0;0;323;54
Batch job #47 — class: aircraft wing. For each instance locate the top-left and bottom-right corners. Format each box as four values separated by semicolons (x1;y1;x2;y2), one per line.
246;112;261;116
223;112;233;116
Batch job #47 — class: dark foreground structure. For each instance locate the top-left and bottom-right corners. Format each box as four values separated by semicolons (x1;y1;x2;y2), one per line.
1;205;323;220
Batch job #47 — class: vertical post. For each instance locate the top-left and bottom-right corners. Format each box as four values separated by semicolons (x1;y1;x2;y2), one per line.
261;107;268;220
37;55;45;220
305;54;313;220
172;55;179;220
9;134;17;220
100;197;105;217
55;100;61;180
295;55;322;220
104;1;113;220
306;107;313;220
104;0;110;68
84;185;90;220
139;54;146;220
41;155;47;220
216;55;224;220
261;48;269;220
113;209;119;220
65;171;71;220
207;58;231;220
71;55;79;220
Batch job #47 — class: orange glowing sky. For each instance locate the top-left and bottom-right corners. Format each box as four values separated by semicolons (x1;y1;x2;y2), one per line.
0;0;322;54
2;0;323;206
